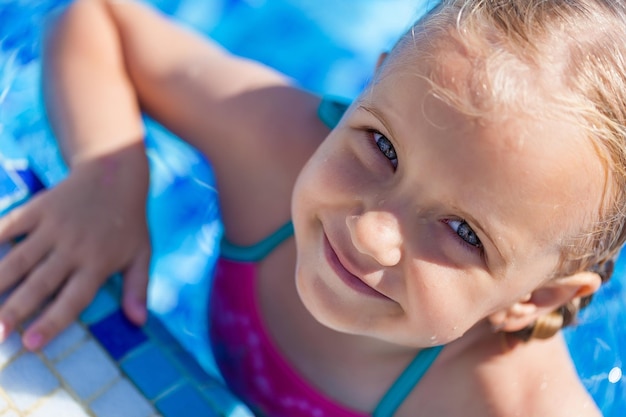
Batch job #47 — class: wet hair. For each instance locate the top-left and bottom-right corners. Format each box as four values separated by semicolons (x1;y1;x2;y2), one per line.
390;0;626;339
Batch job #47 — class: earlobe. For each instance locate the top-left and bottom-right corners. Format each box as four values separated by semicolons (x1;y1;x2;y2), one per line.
488;271;602;333
488;300;540;333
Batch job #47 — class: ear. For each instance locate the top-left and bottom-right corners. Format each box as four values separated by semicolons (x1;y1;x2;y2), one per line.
488;271;601;333
375;52;389;72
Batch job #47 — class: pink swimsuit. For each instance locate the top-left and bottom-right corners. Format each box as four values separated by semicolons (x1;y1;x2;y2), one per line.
210;256;368;417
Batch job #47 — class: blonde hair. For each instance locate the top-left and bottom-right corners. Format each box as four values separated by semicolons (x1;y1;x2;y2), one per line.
392;0;626;339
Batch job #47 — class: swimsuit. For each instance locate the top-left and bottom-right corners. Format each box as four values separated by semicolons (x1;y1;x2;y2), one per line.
208;97;443;417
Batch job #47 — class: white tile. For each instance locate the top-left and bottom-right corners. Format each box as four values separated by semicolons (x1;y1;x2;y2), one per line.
42;323;86;362
0;394;8;411
0;352;59;411
90;379;154;417
55;340;120;400
0;333;22;368
28;389;90;417
0;410;19;417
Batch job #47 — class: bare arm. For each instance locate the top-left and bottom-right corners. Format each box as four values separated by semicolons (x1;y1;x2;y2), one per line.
106;0;330;242
0;0;328;349
52;0;328;241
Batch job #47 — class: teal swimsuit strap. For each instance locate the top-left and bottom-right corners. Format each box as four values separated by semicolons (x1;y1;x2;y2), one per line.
220;95;349;263
317;95;352;129
220;221;294;263
372;345;444;417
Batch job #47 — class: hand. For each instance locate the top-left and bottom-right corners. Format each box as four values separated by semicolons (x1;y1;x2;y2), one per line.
0;147;151;350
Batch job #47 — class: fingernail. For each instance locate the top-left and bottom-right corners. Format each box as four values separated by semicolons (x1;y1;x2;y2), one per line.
24;331;44;351
131;303;147;325
0;322;6;342
125;293;147;325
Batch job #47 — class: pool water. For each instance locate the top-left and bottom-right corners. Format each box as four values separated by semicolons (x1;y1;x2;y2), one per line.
1;0;624;415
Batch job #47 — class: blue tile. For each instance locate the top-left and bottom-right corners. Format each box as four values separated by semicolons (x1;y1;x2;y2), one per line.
202;385;254;417
155;383;218;417
143;315;179;348
80;289;118;325
121;343;181;399
173;347;216;387
89;310;147;361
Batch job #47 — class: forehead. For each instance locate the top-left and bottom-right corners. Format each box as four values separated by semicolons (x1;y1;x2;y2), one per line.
367;47;605;273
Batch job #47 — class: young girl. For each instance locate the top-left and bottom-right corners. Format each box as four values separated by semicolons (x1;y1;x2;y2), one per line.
0;0;622;415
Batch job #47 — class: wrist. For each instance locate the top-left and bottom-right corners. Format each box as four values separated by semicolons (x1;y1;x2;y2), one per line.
72;141;150;192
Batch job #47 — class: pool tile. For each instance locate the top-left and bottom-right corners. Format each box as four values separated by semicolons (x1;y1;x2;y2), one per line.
0;352;59;411
90;379;155;417
0;333;22;367
42;322;86;362
173;347;215;387
0;393;7;411
55;340;120;401
156;383;218;417
89;310;147;361
79;289;119;325
28;389;90;417
203;385;253;416
0;410;19;417
143;315;179;348
121;343;181;400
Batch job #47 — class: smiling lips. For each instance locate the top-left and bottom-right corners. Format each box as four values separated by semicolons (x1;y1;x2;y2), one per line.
323;234;389;299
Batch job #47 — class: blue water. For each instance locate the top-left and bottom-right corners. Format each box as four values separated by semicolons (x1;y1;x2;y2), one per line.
0;1;624;415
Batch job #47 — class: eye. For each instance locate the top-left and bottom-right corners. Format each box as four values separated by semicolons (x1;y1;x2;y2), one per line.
373;132;398;168
445;219;482;249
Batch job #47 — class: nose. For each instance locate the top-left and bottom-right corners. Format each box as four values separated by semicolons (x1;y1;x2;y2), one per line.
347;211;403;266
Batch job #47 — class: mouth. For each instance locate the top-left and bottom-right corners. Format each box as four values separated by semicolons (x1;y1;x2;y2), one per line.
323;234;390;299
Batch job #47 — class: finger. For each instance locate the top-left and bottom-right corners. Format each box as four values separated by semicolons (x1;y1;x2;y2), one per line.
121;249;151;326
0;228;51;294
0;250;70;344
22;269;99;351
0;201;39;242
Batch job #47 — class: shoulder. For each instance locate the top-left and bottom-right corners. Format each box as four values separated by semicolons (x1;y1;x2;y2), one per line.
486;335;601;417
396;334;601;417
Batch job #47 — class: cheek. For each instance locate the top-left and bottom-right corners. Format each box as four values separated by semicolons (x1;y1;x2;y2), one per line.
402;264;501;344
291;153;325;228
292;138;361;211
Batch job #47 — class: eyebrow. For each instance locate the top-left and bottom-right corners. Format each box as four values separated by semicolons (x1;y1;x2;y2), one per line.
356;103;399;142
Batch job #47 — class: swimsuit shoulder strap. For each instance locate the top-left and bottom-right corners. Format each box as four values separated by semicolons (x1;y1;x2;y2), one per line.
317;95;352;129
372;345;444;417
220;221;294;263
220;95;349;263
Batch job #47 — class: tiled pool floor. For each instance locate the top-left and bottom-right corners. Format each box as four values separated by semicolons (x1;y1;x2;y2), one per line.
0;274;246;417
0;152;251;417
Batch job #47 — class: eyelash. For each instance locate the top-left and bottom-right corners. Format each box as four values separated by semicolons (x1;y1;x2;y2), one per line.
367;129;398;169
442;219;485;256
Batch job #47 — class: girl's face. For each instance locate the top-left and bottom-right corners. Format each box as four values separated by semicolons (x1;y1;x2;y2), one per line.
291;50;604;348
